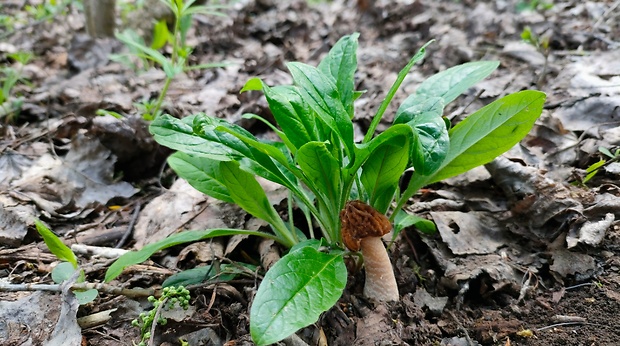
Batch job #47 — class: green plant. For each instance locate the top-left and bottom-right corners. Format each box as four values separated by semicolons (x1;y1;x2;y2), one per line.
34;220;98;304
521;26;551;88
117;0;146;24
111;0;228;120
0;52;34;122
578;146;620;185
131;286;190;346
105;33;545;344
25;0;73;21
0;13;17;32
516;0;553;12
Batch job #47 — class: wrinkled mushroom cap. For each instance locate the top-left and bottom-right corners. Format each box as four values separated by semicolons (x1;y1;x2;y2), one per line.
340;200;392;251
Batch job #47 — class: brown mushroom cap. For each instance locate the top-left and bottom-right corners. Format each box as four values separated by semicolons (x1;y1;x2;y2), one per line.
340;200;392;251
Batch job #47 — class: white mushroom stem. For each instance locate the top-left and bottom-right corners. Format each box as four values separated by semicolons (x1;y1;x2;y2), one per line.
360;236;399;302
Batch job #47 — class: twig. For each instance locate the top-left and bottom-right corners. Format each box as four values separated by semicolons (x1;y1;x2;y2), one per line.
77;309;117;329
448;310;475;346
148;296;168;346
565;282;597;290
0;282;159;298
592;0;620;30
116;201;142;248
205;284;218;314
71;244;128;258
535;321;585;332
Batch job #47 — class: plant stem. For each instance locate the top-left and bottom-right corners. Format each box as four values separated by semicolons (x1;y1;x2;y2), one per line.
391;175;428;222
362;40;434;144
151;76;172;119
150;0;183;119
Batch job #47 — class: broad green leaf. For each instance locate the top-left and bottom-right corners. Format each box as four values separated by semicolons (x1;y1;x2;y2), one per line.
242;112;297;153
150;19;170;49
349;124;415;180
51;262;79;284
243;79;317;150
162;263;254;288
219;161;278;222
296;141;340;202
219;161;296;247
151;114;297;189
105;229;277;282
288;238;325;253
74;289;98;305
150;114;242;161
318;33;359;117
167;152;233;203
393;210;436;234
35;220;78;268
361;140;410;214
216;125;295;172
250;247;347;345
431;90;546;182
414;61;500;104
394;90;546;217
203;119;299;189
287;62;354;158
394;96;448;175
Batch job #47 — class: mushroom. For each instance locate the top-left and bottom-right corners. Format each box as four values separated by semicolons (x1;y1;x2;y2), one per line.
340;200;399;302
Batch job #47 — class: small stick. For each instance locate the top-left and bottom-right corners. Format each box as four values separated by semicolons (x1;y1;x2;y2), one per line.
149;296;168;346
536;321;585;332
116;201;141;248
449;311;475;346
77;309;117;329
0;282;159;298
71;244;128;258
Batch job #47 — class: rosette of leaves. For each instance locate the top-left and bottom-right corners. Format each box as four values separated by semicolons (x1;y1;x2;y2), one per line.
105;33;545;345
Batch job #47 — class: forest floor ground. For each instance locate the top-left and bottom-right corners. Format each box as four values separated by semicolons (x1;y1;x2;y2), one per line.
1;0;620;345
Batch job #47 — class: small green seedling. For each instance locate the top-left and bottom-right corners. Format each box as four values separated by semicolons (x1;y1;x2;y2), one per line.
34;220;98;304
132;286;190;346
25;0;72;21
580;146;620;185
96;109;125;119
0;51;33;122
0;13;17;32
109;0;228;120
516;0;554;12
106;33;545;344
521;25;551;88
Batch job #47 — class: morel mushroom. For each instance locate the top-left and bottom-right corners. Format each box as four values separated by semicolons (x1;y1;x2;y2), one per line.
340;200;399;302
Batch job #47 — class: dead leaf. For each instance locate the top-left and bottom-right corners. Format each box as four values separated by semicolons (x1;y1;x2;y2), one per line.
549;249;595;278
431;211;511;255
133;179;240;248
566;213;614;248
0;196;35;247
486;156;584;241
0;149;32;186
11;132;137;218
413;288;448;317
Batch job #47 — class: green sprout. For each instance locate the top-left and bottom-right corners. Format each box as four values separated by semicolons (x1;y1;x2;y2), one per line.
108;0;228;120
